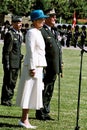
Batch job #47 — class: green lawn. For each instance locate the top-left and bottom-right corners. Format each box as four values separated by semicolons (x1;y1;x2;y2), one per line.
0;43;87;130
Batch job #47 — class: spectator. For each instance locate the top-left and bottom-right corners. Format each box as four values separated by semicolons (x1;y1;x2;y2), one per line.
23;23;29;43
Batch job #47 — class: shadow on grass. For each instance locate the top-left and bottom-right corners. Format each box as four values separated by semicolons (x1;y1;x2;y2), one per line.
0;116;37;128
0;123;20;128
0;115;36;119
0;115;20;119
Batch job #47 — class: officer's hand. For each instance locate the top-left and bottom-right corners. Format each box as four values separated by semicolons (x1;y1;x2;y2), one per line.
20;54;24;60
6;64;10;71
61;62;64;78
60;73;63;78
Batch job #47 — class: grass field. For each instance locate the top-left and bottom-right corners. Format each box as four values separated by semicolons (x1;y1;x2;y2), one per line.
0;43;87;130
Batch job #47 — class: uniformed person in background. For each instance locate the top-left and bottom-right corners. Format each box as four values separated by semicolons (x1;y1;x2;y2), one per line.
80;25;86;48
61;24;67;46
57;25;63;43
1;15;23;106
73;25;80;48
1;20;11;40
66;25;72;47
36;8;63;120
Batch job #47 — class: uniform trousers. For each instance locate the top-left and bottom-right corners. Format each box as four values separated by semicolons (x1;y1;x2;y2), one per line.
36;68;57;116
1;65;19;104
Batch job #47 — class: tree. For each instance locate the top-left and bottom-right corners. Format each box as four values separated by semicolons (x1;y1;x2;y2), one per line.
0;0;34;25
0;0;87;26
0;0;5;26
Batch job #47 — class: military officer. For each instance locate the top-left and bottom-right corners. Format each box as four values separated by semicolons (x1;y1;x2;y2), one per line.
1;15;23;106
36;8;63;120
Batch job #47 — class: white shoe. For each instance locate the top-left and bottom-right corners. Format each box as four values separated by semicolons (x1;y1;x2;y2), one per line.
18;121;37;129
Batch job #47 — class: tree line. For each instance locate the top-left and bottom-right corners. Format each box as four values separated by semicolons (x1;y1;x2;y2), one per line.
0;0;87;25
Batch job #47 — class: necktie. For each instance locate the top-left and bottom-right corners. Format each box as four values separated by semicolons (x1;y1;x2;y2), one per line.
17;31;21;42
51;27;54;34
51;27;57;39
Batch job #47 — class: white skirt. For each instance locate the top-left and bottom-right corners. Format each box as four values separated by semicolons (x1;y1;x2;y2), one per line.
16;65;44;109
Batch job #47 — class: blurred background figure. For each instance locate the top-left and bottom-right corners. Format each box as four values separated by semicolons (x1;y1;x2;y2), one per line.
57;25;63;43
80;25;86;48
73;25;80;48
66;25;72;47
1;20;10;40
61;24;67;46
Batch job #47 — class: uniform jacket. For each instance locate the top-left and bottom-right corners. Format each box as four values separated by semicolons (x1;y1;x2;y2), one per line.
24;28;47;70
2;28;23;69
40;25;62;74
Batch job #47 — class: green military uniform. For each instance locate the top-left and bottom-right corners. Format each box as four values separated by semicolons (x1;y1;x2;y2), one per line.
1;27;23;106
36;24;62;119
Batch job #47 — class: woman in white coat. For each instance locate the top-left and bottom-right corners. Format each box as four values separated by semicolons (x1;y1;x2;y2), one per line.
16;10;48;129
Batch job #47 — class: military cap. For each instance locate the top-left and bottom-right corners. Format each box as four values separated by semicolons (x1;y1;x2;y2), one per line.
57;25;61;30
67;25;72;30
45;8;56;16
81;25;86;30
12;15;22;22
62;24;67;29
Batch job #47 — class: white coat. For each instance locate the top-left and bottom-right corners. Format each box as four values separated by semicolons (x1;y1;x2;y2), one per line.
16;28;47;109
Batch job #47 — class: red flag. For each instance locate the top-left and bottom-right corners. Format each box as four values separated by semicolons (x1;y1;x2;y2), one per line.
72;11;76;29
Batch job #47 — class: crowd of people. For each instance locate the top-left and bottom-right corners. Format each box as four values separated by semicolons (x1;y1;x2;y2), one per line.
0;8;87;129
0;18;87;49
56;24;87;48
